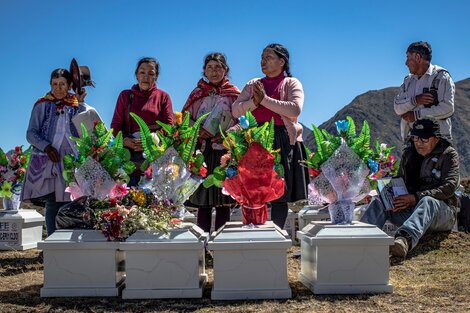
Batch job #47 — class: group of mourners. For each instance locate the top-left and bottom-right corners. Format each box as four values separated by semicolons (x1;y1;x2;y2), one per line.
19;41;462;259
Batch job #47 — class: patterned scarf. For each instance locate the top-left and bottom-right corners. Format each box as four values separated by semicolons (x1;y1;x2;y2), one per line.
182;78;240;113
34;92;79;108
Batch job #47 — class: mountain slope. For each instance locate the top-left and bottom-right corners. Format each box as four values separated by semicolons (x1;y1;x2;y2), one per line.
304;77;470;177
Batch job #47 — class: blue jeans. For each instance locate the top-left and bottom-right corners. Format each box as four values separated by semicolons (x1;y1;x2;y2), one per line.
360;196;456;250
44;193;69;236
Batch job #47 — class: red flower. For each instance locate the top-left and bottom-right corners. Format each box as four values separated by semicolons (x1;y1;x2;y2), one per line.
15;146;21;154
199;165;207;178
309;168;321;178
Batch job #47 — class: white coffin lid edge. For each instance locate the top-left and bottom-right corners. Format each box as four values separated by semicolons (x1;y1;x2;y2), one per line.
297;221;394;246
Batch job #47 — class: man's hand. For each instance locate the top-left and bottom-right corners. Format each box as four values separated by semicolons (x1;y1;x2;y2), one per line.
76;88;87;103
123;137;143;152
392;194;417;212
415;93;434;106
252;80;265;106
401;111;416;123
44;145;60;163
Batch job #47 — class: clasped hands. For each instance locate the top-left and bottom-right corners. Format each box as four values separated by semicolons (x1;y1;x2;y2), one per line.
252;80;266;106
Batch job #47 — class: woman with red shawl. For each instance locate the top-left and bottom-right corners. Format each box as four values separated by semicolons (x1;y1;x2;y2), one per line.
183;53;240;233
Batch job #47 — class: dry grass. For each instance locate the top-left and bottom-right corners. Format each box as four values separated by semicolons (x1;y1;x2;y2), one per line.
1;231;469;313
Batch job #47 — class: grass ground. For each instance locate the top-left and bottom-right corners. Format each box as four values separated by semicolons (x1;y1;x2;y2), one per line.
1;230;469;313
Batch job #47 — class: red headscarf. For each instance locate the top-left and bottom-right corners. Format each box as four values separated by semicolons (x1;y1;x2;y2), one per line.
182;78;240;113
34;92;79;108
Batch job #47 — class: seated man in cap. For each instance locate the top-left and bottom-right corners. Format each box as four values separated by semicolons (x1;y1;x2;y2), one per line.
361;118;460;258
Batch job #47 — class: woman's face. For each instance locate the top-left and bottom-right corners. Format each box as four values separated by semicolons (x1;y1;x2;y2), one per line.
50;77;71;100
136;62;157;91
204;60;226;85
261;48;285;77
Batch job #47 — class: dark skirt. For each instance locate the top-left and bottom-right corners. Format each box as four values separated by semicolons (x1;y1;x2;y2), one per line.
188;141;235;208
272;126;310;203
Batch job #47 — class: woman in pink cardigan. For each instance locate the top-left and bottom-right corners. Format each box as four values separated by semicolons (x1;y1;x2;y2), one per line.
232;43;309;228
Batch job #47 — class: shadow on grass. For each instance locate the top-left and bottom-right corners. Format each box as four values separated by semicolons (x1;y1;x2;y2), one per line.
0;254;43;276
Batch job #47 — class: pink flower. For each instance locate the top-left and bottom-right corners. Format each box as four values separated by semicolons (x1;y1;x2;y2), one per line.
220;153;231;167
109;183;129;199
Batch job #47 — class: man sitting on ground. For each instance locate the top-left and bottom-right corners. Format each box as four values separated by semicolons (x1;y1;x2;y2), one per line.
361;118;459;257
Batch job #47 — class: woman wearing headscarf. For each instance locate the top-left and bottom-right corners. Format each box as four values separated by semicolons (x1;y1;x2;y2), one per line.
183;52;240;233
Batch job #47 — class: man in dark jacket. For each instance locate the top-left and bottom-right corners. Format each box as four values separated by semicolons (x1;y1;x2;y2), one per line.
361;118;459;257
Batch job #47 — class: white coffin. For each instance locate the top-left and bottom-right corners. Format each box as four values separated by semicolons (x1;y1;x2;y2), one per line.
120;224;207;299
297;221;394;294
208;221;292;300
297;205;330;231
0;209;44;250
38;230;124;297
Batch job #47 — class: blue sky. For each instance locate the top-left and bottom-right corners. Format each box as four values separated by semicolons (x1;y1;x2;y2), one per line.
1;0;469;150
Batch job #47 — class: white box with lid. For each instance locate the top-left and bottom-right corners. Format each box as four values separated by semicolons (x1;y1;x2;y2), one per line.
297;221;394;294
208;221;292;300
120;224;207;299
0;209;44;250
38;229;124;297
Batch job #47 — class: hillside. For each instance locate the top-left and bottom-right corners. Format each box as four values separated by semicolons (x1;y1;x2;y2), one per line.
304;77;470;177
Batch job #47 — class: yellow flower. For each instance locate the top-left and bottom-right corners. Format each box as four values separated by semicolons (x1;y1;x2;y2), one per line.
174;112;183;125
130;189;147;207
0;181;13;198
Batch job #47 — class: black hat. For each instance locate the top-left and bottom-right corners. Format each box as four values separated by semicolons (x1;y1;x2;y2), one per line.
410;118;441;139
70;58;95;93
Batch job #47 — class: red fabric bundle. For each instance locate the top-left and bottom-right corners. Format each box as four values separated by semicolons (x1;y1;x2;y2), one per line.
223;142;285;225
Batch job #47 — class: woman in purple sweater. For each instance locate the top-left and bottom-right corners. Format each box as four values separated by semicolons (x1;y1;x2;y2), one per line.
111;57;174;186
232;43;309;228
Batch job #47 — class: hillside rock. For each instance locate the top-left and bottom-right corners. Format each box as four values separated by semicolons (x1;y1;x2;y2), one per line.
304;78;470;177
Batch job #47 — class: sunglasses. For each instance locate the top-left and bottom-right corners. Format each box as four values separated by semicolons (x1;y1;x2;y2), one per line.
411;136;430;143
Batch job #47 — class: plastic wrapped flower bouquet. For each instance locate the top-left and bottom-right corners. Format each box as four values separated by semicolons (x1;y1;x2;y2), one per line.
203;111;285;225
0;146;31;210
130;111;209;218
302;116;398;224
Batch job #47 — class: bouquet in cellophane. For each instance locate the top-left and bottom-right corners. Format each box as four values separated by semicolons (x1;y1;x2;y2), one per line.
0;146;30;210
203;111;285;226
303;116;398;224
130;111;209;218
63;121;135;200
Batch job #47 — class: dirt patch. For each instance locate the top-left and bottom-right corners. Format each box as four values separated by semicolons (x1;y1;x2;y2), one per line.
1;232;469;313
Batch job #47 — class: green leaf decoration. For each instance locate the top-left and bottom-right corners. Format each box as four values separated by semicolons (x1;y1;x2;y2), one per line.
181;112;210;164
246;110;258;128
130;112;157;162
0;148;7;166
312;124;325;160
346;116;356;138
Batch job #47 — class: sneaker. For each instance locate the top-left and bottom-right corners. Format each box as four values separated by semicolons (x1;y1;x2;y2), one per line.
390;236;409;258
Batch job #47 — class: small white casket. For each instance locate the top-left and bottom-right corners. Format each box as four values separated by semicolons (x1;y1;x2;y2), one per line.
38;229;124;297
120;224;207;299
297;221;393;294
208;221;292;300
0;209;44;250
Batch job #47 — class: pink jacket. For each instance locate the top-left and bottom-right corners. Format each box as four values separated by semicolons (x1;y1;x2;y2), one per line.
232;77;304;145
